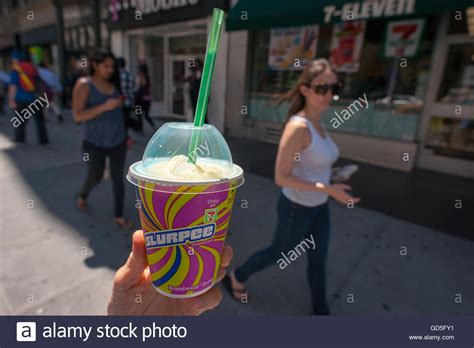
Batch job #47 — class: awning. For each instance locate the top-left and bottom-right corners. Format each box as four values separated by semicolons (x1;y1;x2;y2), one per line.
226;0;473;31
20;24;57;46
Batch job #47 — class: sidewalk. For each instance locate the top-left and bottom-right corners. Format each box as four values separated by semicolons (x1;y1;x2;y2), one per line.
0;113;473;315
227;137;474;240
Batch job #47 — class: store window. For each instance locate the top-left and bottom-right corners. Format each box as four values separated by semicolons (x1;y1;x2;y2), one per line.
437;44;474;105
423;10;474;162
425;117;474;160
247;16;437;142
169;34;206;55
447;7;472;35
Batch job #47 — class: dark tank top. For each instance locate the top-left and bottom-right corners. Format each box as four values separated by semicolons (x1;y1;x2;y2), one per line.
83;78;126;148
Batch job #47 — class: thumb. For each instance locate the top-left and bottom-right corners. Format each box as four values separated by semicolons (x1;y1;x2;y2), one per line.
116;230;148;286
126;230;148;272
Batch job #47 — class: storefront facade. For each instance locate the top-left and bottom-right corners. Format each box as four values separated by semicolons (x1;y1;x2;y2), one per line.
0;17;14;71
108;0;229;132
225;0;474;178
0;1;59;71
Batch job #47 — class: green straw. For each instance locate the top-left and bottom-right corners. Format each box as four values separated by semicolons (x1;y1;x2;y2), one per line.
187;8;224;164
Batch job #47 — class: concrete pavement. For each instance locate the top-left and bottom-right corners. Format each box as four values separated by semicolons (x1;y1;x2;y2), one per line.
227;137;474;240
0;112;473;315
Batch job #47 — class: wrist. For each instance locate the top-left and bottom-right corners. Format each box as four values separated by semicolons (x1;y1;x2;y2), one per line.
315;182;331;194
99;103;108;113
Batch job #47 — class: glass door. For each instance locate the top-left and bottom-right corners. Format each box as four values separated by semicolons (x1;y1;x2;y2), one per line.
169;56;204;121
417;14;474;178
167;32;206;121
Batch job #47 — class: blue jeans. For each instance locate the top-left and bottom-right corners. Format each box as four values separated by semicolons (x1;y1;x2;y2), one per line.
235;192;331;314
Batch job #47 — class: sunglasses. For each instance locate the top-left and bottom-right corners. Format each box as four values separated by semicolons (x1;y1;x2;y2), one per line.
308;83;340;95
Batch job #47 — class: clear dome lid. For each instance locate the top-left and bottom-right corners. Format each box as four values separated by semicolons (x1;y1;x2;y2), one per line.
131;123;239;184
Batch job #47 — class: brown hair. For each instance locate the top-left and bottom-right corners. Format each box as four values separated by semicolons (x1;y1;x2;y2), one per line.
278;58;335;124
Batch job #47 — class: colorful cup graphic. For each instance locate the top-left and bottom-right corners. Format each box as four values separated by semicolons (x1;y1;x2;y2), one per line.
127;123;244;298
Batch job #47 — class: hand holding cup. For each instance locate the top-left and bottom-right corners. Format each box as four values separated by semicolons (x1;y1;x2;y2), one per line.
108;230;234;316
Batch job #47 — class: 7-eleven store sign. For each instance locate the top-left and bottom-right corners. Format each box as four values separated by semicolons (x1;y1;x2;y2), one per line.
385;19;425;57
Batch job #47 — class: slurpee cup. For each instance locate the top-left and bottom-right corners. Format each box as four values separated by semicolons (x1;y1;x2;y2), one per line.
127;123;244;298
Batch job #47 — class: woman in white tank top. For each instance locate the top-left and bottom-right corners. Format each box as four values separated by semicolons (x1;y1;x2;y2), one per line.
225;59;361;315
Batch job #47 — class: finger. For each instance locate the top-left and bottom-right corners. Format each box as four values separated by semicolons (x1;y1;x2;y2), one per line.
122;230;148;278
216;267;226;282
193;287;222;315
215;246;233;283
340;184;352;190
178;287;222;316
346;197;361;204
220;245;233;267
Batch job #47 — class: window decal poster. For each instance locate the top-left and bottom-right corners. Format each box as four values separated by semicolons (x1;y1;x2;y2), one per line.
329;21;366;73
268;26;319;70
385;19;425;58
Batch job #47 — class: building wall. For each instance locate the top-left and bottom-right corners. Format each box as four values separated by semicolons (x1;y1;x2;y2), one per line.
18;1;56;31
224;30;248;137
207;19;229;133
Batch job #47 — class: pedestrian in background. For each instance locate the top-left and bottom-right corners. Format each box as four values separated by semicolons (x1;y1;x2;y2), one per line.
117;57;136;144
72;48;133;230
187;58;207;123
0;70;10;113
65;58;86;107
134;63;155;132
8;51;49;144
0;73;7;114
38;61;64;123
225;59;360;315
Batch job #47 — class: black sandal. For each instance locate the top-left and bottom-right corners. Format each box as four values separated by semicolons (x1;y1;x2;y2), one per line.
222;274;248;303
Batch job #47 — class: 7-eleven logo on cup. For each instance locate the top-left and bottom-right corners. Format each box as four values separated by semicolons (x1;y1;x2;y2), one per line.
204;208;218;223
